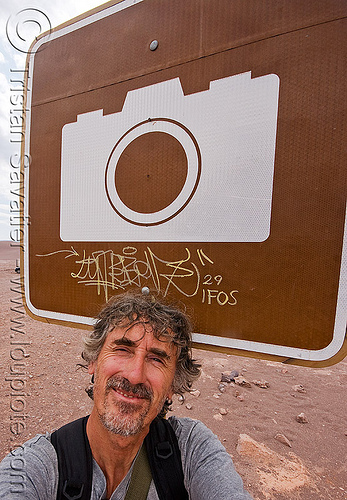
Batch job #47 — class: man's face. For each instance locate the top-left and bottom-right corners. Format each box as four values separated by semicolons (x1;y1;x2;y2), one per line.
88;319;177;437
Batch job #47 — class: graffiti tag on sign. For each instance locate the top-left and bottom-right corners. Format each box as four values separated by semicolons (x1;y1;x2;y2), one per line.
37;246;239;306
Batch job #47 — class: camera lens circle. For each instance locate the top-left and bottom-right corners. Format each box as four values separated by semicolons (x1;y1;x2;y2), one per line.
115;131;188;213
105;118;201;226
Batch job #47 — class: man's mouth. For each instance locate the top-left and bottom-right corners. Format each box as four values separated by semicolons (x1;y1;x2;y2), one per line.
113;388;144;400
106;376;153;402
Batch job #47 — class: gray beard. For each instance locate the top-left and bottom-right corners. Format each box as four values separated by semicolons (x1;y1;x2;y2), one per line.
100;395;151;437
96;375;163;437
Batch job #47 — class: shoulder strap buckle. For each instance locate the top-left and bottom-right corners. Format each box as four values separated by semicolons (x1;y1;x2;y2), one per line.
155;441;173;460
62;478;85;500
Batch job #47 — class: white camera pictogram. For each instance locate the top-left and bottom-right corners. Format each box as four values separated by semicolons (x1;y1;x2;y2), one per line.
60;71;279;242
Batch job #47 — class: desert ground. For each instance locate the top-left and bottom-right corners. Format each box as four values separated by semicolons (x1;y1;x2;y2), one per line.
0;241;346;499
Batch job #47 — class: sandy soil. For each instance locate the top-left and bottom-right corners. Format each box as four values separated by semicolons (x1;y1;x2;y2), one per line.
0;242;346;499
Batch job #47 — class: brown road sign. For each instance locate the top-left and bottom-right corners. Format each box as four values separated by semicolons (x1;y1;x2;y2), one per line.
22;0;347;366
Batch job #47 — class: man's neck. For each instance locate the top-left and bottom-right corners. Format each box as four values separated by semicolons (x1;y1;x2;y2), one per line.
86;409;149;497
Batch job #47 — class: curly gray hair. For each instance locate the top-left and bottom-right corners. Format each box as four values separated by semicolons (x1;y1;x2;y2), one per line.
81;291;201;416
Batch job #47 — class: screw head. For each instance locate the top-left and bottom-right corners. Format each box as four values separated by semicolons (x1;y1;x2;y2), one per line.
149;40;158;51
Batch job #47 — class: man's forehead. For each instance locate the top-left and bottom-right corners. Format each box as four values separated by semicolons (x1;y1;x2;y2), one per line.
107;318;176;350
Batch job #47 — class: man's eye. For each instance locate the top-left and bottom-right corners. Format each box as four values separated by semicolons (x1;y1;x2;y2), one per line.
149;356;164;365
114;347;129;354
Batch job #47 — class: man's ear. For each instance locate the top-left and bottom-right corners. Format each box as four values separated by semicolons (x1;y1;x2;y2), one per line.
88;361;96;375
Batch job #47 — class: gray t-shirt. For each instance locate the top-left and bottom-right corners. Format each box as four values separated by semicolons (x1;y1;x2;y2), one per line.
0;416;252;499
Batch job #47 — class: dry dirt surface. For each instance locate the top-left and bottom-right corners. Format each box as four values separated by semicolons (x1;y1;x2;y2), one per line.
0;242;346;499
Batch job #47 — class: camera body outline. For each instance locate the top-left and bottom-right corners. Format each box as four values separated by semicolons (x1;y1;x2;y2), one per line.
60;71;280;242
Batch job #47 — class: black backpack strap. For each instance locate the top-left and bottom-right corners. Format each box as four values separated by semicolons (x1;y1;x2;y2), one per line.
51;416;93;500
145;418;188;500
51;415;187;500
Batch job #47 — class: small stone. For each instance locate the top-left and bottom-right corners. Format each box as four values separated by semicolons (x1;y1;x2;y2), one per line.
213;413;223;421
190;389;201;397
275;433;292;447
234;390;244;401
178;395;185;403
185;403;193;410
219;408;228;415
218;383;226;392
281;368;289;374
252;380;270;389
296;412;309;424
234;376;252;388
221;370;239;383
292;384;306;393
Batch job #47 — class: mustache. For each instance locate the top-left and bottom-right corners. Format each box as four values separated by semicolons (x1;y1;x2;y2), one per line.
105;376;153;401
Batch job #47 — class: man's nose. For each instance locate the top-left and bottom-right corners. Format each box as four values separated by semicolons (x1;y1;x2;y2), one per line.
123;354;146;385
